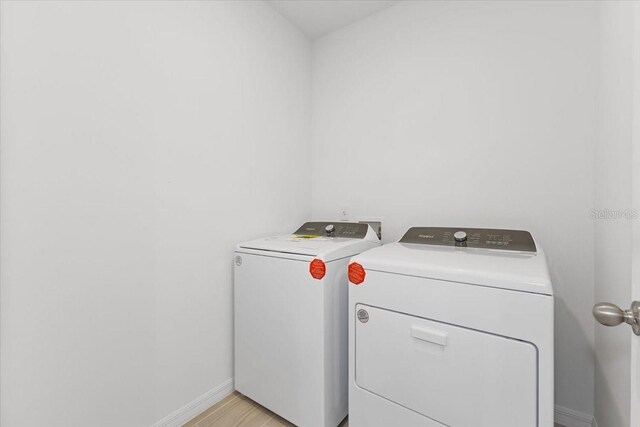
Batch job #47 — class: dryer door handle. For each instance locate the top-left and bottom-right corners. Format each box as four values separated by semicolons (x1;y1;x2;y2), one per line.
411;325;448;347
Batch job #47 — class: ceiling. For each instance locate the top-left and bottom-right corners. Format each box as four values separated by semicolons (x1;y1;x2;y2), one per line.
268;0;398;39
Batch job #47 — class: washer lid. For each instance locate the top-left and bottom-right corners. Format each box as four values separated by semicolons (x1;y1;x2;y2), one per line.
237;221;380;261
239;234;345;256
353;239;552;296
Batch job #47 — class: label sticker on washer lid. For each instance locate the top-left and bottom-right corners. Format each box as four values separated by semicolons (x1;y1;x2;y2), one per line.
309;259;326;280
349;262;366;285
292;235;321;240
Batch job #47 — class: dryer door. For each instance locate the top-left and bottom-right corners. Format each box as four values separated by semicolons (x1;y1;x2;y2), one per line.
355;304;538;427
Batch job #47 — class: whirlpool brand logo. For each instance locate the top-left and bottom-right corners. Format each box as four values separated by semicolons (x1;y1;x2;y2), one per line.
418;234;434;239
235;255;242;266
357;309;369;323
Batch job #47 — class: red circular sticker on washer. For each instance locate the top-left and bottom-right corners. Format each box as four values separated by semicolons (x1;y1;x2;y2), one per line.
349;262;366;285
309;259;326;280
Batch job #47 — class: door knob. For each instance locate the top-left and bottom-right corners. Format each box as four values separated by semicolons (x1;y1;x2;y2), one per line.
593;301;640;335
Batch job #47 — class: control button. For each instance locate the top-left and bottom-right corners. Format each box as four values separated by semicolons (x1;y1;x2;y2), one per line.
454;231;467;242
325;224;335;234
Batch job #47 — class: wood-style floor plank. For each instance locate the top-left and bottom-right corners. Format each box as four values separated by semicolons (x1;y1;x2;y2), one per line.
183;393;240;427
195;394;271;427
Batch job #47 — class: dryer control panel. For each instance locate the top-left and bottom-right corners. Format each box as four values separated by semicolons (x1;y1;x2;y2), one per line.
399;227;536;252
294;222;369;239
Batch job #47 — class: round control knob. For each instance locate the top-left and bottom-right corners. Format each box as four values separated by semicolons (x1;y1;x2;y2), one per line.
454;231;467;242
325;224;335;234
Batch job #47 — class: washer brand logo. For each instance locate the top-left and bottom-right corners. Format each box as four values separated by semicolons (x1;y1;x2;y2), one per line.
349;262;366;285
309;259;326;280
234;256;242;266
357;309;369;323
418;234;434;239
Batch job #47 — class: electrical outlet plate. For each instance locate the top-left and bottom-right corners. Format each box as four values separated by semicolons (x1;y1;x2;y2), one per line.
339;206;350;220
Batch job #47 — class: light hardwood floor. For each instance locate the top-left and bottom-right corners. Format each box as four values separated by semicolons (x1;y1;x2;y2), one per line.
183;392;563;427
183;392;348;427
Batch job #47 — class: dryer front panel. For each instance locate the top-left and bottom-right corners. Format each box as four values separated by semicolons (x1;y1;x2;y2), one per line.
354;304;537;427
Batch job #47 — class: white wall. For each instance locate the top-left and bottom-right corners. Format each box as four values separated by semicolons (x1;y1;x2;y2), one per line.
0;1;311;426
312;0;598;417
594;2;637;426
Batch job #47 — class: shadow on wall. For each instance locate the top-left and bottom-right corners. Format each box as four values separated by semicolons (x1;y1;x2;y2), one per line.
594;319;628;427
552;295;595;415
593;355;625;427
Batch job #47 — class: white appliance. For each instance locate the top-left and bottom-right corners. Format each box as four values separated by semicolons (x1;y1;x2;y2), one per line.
235;221;380;427
348;227;554;427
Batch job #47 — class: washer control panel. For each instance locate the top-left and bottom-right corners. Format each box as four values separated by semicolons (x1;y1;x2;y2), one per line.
294;222;369;239
399;227;536;252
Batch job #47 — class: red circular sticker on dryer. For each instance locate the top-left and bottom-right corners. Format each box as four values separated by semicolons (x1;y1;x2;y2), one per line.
309;259;326;280
349;262;366;285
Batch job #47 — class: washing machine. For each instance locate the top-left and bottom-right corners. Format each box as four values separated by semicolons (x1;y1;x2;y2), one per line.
348;227;554;427
234;221;380;427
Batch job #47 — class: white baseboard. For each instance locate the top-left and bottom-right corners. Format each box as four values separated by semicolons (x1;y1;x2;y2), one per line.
555;405;595;427
151;378;234;427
